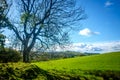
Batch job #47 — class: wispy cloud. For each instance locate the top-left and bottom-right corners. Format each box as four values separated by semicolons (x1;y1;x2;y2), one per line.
53;41;120;53
79;28;100;37
105;1;113;7
70;41;120;53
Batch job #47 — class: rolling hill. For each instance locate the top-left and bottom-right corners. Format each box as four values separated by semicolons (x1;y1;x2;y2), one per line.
34;52;120;71
0;52;120;80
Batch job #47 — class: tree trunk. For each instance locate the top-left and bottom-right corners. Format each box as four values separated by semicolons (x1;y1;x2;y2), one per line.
23;49;30;62
22;36;36;62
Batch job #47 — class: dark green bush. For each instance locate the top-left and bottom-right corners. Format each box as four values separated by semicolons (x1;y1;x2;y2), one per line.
0;48;22;63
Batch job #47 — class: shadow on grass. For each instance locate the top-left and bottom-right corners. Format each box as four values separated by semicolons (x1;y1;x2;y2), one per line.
86;70;120;80
20;65;64;80
0;64;120;80
0;64;64;80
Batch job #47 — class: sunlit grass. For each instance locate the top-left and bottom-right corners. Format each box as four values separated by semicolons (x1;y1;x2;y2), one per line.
34;52;120;71
0;52;120;79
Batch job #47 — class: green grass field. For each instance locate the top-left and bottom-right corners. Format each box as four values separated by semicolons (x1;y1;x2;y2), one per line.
0;52;120;80
34;52;120;71
32;52;120;80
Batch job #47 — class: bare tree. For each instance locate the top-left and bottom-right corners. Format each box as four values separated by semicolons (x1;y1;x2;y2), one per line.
7;0;86;62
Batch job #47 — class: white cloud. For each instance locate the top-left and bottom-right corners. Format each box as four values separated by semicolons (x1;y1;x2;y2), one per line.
105;1;113;7
53;41;120;53
5;39;10;44
79;28;100;37
71;41;120;53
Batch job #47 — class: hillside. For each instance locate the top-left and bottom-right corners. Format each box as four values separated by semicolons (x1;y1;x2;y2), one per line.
34;52;120;71
0;52;120;80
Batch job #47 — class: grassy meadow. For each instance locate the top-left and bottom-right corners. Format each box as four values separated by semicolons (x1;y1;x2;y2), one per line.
0;52;120;80
34;52;120;71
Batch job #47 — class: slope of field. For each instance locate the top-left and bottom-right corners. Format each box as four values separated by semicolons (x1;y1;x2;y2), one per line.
34;52;120;71
0;52;120;80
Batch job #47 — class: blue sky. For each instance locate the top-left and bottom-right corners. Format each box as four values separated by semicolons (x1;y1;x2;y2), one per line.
71;0;120;43
4;0;120;53
66;0;120;53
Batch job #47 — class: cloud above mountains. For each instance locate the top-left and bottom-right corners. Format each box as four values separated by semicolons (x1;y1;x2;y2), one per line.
79;28;100;37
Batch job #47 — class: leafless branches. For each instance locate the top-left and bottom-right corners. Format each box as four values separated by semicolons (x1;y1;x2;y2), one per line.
7;0;86;62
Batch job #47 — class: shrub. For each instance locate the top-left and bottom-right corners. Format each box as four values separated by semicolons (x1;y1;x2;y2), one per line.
0;48;22;63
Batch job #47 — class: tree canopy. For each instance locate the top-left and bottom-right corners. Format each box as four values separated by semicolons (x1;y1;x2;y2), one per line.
0;0;9;28
0;0;8;50
3;0;86;62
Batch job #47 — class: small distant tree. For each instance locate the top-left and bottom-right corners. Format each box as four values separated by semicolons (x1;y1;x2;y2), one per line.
0;0;8;50
6;0;86;62
0;33;6;50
